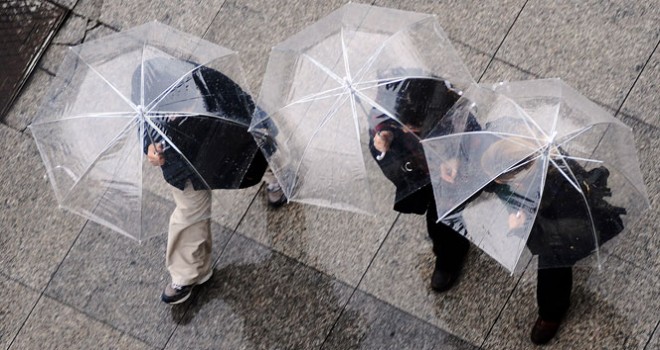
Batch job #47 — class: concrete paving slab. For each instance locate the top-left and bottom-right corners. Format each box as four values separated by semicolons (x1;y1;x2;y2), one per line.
91;0;226;36
495;0;659;110
358;212;517;346
239;188;397;287
323;288;479;350
37;14;88;74
10;295;155;350
164;233;354;350
453;42;493;82
0;124;85;290
3;69;54;131
43;220;232;348
479;58;541;84
0;274;40;349
373;0;526;57
482;256;660;349
73;0;104;20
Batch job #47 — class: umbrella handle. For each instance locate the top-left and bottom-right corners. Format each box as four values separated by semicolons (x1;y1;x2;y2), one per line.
376;151;386;161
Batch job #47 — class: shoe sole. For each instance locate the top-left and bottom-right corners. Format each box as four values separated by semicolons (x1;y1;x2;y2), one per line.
164;291;192;305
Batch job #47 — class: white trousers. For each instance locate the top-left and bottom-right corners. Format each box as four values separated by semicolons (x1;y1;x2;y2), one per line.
166;180;212;285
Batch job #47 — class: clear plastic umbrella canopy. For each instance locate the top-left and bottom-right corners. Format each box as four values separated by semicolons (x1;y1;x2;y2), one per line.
422;79;650;273
250;3;474;214
29;21;259;241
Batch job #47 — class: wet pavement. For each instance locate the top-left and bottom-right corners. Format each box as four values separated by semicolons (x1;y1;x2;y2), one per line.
1;0;659;349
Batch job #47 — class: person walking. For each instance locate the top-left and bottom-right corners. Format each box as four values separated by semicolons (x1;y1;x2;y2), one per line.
139;59;280;304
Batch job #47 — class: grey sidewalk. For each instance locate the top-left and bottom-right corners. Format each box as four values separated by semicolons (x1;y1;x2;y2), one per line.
1;1;659;349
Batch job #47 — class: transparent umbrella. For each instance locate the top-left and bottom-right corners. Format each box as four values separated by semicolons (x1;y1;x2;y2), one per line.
29;21;262;241
421;79;650;273
249;3;474;214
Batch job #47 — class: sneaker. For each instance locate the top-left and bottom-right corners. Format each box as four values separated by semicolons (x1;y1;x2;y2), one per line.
530;317;561;345
161;270;213;305
266;183;287;208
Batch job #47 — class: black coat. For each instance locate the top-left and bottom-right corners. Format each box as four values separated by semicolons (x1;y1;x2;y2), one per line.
485;160;626;266
136;61;267;191
368;77;465;214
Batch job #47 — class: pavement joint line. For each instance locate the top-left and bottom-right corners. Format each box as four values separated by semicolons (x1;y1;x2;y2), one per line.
319;213;404;349
0;270;42;296
644;319;660;350
478;258;532;349
37;291;158;349
606;252;659;279
199;0;226;42
477;0;529;84
614;38;660;118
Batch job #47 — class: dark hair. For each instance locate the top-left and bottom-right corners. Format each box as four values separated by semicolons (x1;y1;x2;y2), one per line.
384;78;460;130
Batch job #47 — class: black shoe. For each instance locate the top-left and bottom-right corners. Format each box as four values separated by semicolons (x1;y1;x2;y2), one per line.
530;317;561;345
431;262;462;292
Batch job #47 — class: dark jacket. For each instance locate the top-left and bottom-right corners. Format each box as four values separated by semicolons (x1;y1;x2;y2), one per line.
484;158;626;265
367;77;475;214
136;60;267;190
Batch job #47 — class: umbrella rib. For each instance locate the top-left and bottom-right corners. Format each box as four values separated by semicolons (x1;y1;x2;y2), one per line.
350;16;442;85
435;151;544;222
554;125;594;149
72;51;138;111
560;155;603;164
548;157;582;193
29;112;136;126
60;118;136;204
509;158;551;271
552;155;603;265
510;101;549;146
352;75;436;91
347;87;363;161
290;93;351;194
148;111;250;128
340;28;352;82
422;130;542;144
353;88;422;141
140;41;146;108
145;63;204;112
351;21;417;84
301;53;345;86
284;88;350;108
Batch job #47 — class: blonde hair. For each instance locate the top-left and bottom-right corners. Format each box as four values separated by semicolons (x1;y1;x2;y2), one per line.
481;137;541;182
